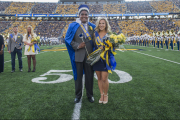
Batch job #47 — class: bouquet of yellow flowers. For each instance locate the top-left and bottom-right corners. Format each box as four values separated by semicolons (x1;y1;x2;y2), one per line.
109;33;126;48
31;36;40;43
28;36;40;53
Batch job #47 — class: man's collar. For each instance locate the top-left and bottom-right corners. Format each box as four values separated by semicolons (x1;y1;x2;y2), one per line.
14;32;18;35
76;18;89;25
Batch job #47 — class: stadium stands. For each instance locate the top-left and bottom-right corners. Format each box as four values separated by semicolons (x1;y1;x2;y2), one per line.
126;2;152;13
34;21;66;38
5;2;34;14
0;2;11;12
103;4;126;14
109;20;120;34
32;3;57;14
143;19;175;32
88;4;103;14
149;1;179;13
56;4;78;14
62;21;73;38
1;1;180;38
172;0;180;9
2;21;39;36
0;21;12;33
118;20;150;36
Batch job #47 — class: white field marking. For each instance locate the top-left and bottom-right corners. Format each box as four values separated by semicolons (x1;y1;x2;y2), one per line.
72;75;85;120
32;70;73;84
149;50;151;51
94;70;132;83
116;49;125;52
133;51;180;65
157;50;160;51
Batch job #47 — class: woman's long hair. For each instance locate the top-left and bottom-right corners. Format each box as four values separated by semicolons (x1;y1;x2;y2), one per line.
26;25;35;40
95;17;111;33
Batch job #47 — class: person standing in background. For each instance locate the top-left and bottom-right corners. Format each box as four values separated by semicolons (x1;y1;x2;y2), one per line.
8;26;24;73
0;35;4;73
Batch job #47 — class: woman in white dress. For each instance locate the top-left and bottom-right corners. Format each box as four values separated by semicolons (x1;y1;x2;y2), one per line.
23;25;38;72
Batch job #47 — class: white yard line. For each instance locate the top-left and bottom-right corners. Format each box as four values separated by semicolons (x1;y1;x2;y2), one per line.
72;75;85;120
133;51;180;65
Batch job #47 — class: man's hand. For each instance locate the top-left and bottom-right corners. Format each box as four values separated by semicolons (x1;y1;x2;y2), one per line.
9;51;11;54
18;47;22;49
100;46;103;49
78;42;86;49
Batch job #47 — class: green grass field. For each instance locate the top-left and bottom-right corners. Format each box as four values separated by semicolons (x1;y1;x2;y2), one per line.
0;44;180;119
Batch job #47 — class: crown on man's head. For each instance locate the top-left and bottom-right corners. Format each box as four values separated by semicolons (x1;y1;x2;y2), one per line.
78;4;89;15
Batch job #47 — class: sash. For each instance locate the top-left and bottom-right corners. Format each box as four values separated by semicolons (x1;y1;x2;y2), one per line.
80;24;93;47
94;31;116;73
10;34;21;46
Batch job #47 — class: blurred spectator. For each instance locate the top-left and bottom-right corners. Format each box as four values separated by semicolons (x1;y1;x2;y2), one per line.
103;4;126;14
150;1;179;13
0;21;12;33
144;19;175;32
34;21;66;38
56;4;78;14
2;21;39;36
118;20;150;37
32;3;57;14
5;2;34;14
0;2;11;11
127;2;152;13
88;4;103;14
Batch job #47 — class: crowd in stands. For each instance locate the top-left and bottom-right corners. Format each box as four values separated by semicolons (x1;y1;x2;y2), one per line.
150;1;179;13
118;20;151;37
127;2;152;13
5;2;34;14
56;4;78;14
1;19;180;38
103;4;126;14
0;21;12;33
109;20;120;34
34;21;66;38
2;21;39;36
172;0;180;8
62;21;73;38
88;4;103;14
1;1;180;14
0;2;11;12
32;3;57;14
143;19;176;32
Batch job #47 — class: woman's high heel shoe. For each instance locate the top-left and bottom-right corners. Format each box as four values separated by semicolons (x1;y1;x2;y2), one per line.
103;94;108;104
28;68;31;72
32;68;36;72
99;93;104;103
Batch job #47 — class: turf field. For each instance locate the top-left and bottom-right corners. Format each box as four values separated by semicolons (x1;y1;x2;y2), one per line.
0;44;180;119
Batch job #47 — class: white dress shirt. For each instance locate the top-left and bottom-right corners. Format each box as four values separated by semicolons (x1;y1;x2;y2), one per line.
14;33;18;41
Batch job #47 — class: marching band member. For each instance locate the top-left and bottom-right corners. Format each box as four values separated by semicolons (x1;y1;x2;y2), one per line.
153;32;156;48
165;30;170;50
170;30;175;50
177;31;180;51
157;31;161;48
161;31;165;49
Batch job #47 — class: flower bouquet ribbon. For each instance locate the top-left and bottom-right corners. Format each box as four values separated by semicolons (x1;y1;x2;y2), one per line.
28;36;40;53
